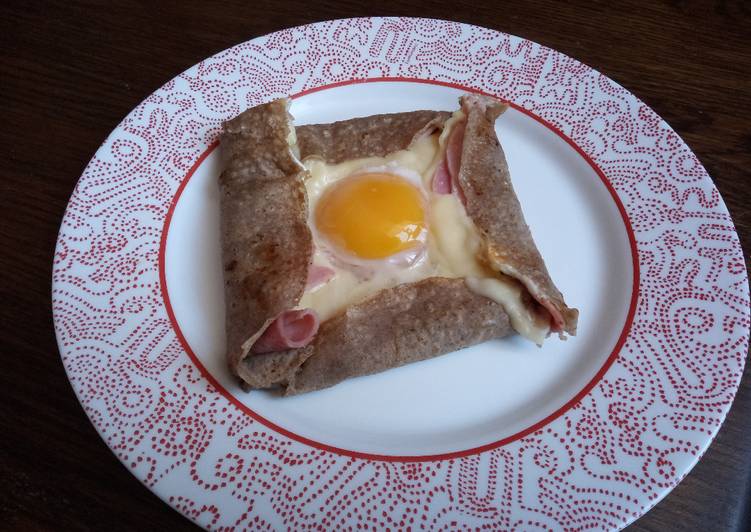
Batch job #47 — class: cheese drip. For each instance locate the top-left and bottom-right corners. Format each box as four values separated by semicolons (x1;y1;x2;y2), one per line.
427;194;550;344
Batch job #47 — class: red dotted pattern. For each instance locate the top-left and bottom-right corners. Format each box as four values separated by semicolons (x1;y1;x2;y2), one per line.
52;17;749;530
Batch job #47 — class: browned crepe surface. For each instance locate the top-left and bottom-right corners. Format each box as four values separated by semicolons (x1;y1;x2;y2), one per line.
219;99;312;374
296;110;450;164
244;278;512;395
458;94;579;335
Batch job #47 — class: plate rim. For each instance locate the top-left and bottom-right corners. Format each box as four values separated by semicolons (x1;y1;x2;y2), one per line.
51;16;750;529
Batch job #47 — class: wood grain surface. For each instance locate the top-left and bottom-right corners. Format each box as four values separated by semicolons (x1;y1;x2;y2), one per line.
1;1;749;530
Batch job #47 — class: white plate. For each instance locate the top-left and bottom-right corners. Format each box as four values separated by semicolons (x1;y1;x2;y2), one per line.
53;17;749;530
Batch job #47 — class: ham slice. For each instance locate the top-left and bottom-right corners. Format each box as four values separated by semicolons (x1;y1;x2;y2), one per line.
432;158;452;194
251;309;320;354
250;266;331;355
446;120;468;205
445;119;465;182
306;264;335;290
540;298;566;334
432;118;467;204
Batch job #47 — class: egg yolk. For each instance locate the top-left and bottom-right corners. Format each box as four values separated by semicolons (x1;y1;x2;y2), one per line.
315;173;426;260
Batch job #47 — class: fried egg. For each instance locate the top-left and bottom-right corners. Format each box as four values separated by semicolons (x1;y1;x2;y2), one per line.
315;171;427;265
298;113;550;344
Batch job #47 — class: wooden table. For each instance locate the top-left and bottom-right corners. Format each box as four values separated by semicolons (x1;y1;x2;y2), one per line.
2;1;749;530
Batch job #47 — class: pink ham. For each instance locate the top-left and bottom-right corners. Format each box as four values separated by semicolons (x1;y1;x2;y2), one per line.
432;119;467;205
446;120;468;205
251;265;331;354
432;158;452;194
306;264;335;290
540;299;565;334
251;309;320;354
445;119;465;183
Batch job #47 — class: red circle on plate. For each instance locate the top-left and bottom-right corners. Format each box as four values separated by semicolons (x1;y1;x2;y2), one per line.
158;78;640;462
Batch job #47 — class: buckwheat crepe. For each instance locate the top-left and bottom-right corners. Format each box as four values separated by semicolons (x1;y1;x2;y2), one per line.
219;96;578;395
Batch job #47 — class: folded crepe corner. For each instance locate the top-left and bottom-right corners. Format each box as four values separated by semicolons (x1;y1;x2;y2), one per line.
218;98;314;385
457;93;578;337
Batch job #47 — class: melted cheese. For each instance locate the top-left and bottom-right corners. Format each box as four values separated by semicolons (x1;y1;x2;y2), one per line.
304;134;439;202
427;194;549;344
298;250;437;322
437;110;465;153
296;114;550;343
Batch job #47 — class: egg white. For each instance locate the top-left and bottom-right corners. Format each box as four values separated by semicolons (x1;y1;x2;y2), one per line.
299;134;440;322
315;162;429;274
